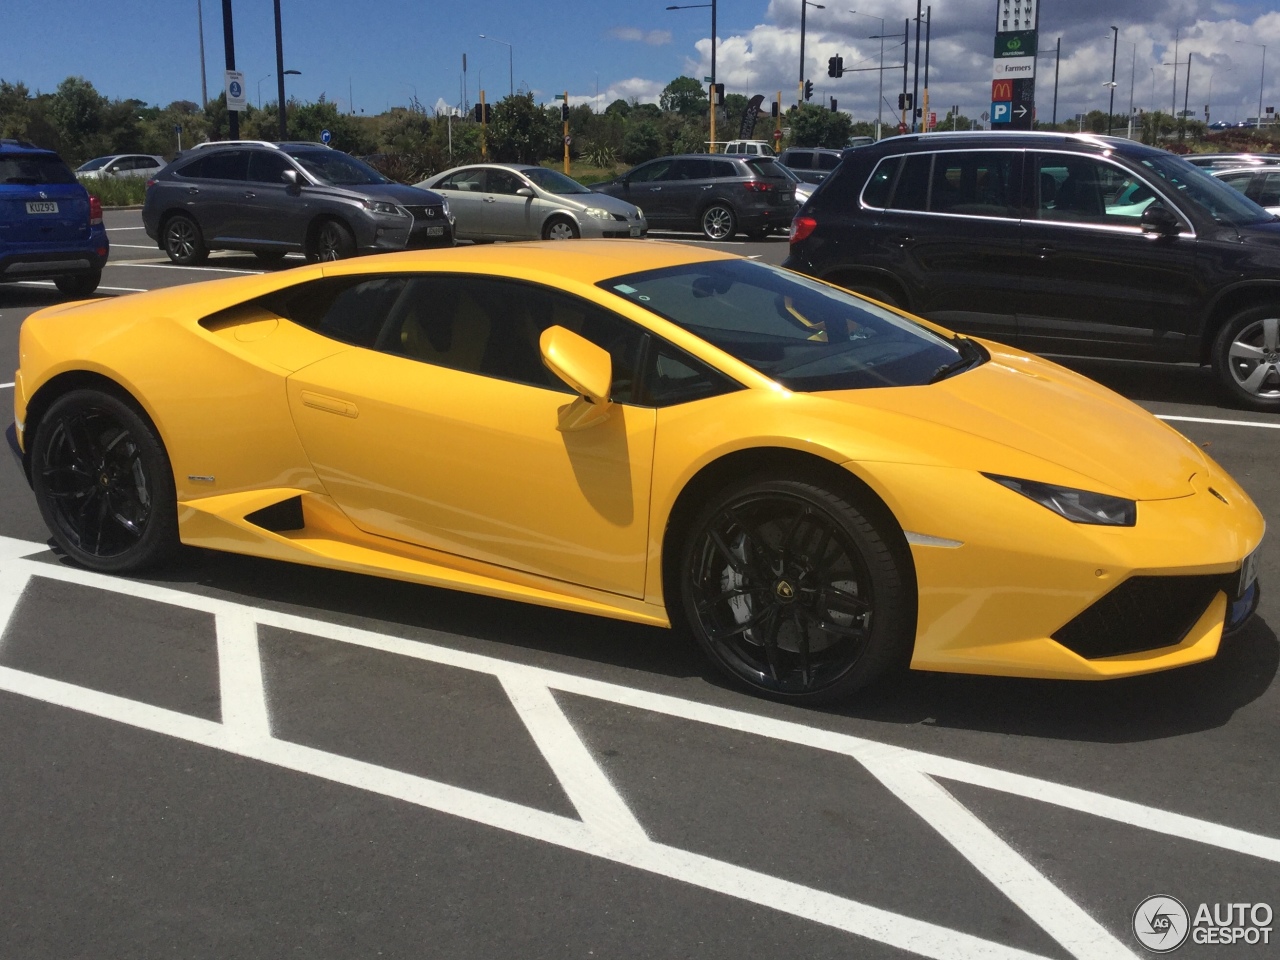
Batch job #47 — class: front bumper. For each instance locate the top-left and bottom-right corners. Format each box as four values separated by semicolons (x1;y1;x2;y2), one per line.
363;204;455;253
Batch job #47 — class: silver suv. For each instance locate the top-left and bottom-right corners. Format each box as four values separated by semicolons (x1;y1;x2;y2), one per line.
142;141;454;266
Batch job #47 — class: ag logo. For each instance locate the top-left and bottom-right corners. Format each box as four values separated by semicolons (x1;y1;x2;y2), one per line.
1133;895;1190;953
1006;37;1022;50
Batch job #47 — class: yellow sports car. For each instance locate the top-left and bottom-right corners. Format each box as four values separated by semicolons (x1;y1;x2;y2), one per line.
9;241;1264;703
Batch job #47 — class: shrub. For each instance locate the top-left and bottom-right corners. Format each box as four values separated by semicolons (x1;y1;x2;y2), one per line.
78;175;147;206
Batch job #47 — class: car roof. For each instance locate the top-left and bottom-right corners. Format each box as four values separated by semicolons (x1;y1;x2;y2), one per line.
1210;166;1270;176
849;129;1171;161
0;138;58;157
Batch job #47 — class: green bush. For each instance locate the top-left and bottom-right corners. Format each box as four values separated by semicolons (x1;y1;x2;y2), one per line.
78;175;147;207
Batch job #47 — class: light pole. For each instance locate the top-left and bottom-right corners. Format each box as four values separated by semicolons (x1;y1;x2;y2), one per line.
1207;67;1235;126
800;0;826;99
1236;40;1267;127
1107;26;1118;134
478;35;513;98
666;2;717;151
870;23;909;131
196;0;208;107
276;70;300;137
849;10;885;139
257;73;271;110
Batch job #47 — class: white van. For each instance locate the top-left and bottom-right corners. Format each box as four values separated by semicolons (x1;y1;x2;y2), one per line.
722;140;776;156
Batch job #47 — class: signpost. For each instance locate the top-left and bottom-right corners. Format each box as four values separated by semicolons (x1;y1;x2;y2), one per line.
224;70;247;113
990;0;1036;130
320;128;331;145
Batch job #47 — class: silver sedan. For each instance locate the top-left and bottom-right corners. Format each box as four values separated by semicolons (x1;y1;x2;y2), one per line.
417;164;647;241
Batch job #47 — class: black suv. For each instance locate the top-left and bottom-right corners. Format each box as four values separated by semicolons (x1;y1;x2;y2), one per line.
591;154;797;240
785;131;1280;410
143;141;453;266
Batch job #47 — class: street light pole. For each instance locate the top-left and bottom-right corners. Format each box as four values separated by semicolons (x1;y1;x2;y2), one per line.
1237;40;1267;127
257;73;271;110
799;0;825;101
667;2;718;151
849;10;886;140
478;35;514;98
196;0;208;107
1108;26;1118;135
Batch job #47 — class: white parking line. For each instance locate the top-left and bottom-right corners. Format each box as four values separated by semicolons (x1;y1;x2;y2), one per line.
0;538;1274;959
110;243;161;250
105;226;149;231
1157;414;1280;430
0;383;13;389
11;280;147;294
106;262;264;276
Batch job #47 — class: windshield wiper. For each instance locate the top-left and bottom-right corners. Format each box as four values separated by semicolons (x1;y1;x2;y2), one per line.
928;337;983;384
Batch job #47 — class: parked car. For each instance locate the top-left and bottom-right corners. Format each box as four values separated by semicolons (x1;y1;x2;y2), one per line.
592;154;797;240
775;161;816;205
722;140;776;156
142;140;453;266
1183;153;1280;169
845;136;876;149
0;138;107;297
417;164;646;242
75;154;165;179
784;130;1280;411
1212;166;1280;215
778;146;844;184
9;241;1263;703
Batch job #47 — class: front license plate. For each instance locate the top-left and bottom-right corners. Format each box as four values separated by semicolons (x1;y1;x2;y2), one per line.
1238;547;1259;597
630;226;641;237
25;201;58;214
423;225;444;236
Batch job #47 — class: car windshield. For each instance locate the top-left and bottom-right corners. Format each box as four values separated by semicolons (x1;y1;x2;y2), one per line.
600;259;976;392
522;167;593;194
0;155;77;185
1136;152;1271;225
76;157;111;172
284;149;390;185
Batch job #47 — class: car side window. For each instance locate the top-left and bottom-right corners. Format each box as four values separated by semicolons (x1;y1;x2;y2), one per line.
787;151;813;168
629;160;673;183
889;154;931;211
709;159;737;178
175;156;206;178
862;157;899;207
1258;173;1280;207
636;342;736;407
817;152;841;171
199;151;250;182
672;159;712;180
272;276;411;348
487;170;524;195
928;151;1020;218
1035;155;1151;225
247;151;295;184
437;169;485;191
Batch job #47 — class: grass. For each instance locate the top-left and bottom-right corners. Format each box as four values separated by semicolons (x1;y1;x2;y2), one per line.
78;176;148;207
538;160;625;185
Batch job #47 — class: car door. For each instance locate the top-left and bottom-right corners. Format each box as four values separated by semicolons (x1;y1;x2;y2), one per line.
482;168;537;239
667;158;715;229
185;150;250;242
284;273;657;598
430;168;488;240
870;149;1027;343
1017;151;1202;359
619;158;678;225
232;150;299;247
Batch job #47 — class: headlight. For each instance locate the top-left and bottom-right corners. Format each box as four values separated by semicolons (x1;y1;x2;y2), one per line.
440;199;451;220
984;473;1136;526
635;207;644;220
365;200;405;216
584;207;613;221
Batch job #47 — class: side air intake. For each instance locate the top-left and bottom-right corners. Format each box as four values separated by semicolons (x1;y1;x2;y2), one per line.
244;496;305;533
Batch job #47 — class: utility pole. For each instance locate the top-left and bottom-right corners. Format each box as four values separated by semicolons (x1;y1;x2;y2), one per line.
903;18;909;131
1181;53;1192;139
922;6;931;132
1171;27;1179;118
220;0;237;139
911;0;922;132
1052;36;1061;125
1108;26;1118;135
273;0;287;139
197;0;208;107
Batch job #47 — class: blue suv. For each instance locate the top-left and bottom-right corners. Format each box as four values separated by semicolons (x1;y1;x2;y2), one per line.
0;140;108;297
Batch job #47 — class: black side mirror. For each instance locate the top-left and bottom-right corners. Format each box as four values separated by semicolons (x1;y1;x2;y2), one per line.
1141;202;1181;236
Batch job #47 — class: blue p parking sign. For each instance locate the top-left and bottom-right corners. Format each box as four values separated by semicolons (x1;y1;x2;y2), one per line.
321;129;331;145
991;101;1012;124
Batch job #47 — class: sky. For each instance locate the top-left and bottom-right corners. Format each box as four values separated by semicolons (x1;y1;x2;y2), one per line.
2;0;1278;127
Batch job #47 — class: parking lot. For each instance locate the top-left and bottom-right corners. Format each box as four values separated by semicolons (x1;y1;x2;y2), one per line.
0;211;1277;959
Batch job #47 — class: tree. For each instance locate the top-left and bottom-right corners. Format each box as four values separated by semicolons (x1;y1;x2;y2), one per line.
660;76;708;117
48;76;108;163
621;120;663;164
788;103;853;148
487;92;558;164
605;99;631;117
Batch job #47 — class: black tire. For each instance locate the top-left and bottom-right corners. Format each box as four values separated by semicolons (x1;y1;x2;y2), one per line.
700;203;738;241
1212;304;1280;411
54;271;101;297
254;250;288;267
30;389;179;574
745;226;769;241
309;219;357;262
542;216;580;241
162;214;208;266
678;477;912;704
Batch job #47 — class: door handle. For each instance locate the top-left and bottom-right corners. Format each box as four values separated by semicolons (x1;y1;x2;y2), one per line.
187;187;199;195
482;197;497;203
300;391;359;418
700;185;712;190
1037;245;1055;259
648;186;662;192
243;191;256;199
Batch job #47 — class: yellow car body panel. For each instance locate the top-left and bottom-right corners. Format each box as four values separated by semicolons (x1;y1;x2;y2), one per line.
12;240;1265;682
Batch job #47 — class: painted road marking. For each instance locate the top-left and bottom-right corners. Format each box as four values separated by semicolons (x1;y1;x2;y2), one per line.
110;243;162;249
11;280;147;293
0;539;1276;958
106;261;264;276
1157;414;1280;430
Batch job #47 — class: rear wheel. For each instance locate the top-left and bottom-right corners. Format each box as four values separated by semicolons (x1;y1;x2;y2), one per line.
54;272;101;297
700;203;737;241
1213;305;1280;411
543;216;580;240
162;214;208;266
31;389;179;574
679;478;912;703
309;219;356;262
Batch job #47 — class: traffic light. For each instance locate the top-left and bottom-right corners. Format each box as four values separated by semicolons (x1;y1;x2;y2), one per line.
473;103;492;123
803;79;814;101
915;107;923;118
830;97;838;112
771;101;779;118
897;92;913;111
712;83;725;106
560;102;570;122
827;55;844;78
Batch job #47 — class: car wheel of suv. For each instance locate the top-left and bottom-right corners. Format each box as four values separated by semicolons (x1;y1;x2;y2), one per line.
543;216;580;240
310;219;356;262
254;250;288;267
54;271;102;298
700;203;737;241
163;214;208;266
1213;306;1280;411
679;477;913;704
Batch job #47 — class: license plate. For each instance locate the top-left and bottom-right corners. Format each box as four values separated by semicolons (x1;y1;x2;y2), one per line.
25;201;58;214
423;225;444;236
1237;546;1259;597
630;226;641;237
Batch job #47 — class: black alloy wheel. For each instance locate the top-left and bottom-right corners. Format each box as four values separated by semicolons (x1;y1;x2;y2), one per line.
680;479;911;703
310;219;356;262
31;389;179;573
162;214;208;266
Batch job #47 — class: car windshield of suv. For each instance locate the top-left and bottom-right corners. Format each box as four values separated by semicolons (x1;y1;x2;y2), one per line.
601;259;977;392
284;149;390;186
76;157;111;172
1;155;77;185
522;168;593;195
1136;153;1272;225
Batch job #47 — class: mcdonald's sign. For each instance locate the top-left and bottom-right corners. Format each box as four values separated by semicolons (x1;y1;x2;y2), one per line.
992;79;1013;101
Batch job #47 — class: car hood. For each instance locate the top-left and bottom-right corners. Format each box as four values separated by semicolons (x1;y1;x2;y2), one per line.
814;344;1206;501
319;182;446;206
557;191;640;216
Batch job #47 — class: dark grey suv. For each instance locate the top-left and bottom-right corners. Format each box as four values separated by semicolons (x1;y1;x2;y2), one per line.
142;141;454;266
591;154;796;240
786;131;1280;411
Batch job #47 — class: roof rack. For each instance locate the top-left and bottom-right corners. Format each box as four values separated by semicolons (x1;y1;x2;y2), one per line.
895;130;1115;147
185;139;327;151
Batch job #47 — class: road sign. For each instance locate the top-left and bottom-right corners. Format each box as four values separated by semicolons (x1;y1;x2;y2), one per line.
773;128;782;139
564;135;572;146
991;101;1012;124
992;57;1036;80
928;111;937;129
981;110;990;121
704;76;714;83
994;31;1037;58
320;129;332;145
173;124;182;134
897;121;909;134
224;70;246;112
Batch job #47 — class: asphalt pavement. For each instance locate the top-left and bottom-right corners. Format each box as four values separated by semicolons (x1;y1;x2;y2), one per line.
0;211;1276;960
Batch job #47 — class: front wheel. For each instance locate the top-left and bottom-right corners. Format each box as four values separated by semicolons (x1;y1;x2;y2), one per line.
543;216;580;240
30;389;179;574
162;214;208;266
309;219;357;262
700;203;737;241
1213;306;1280;411
678;478;912;703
